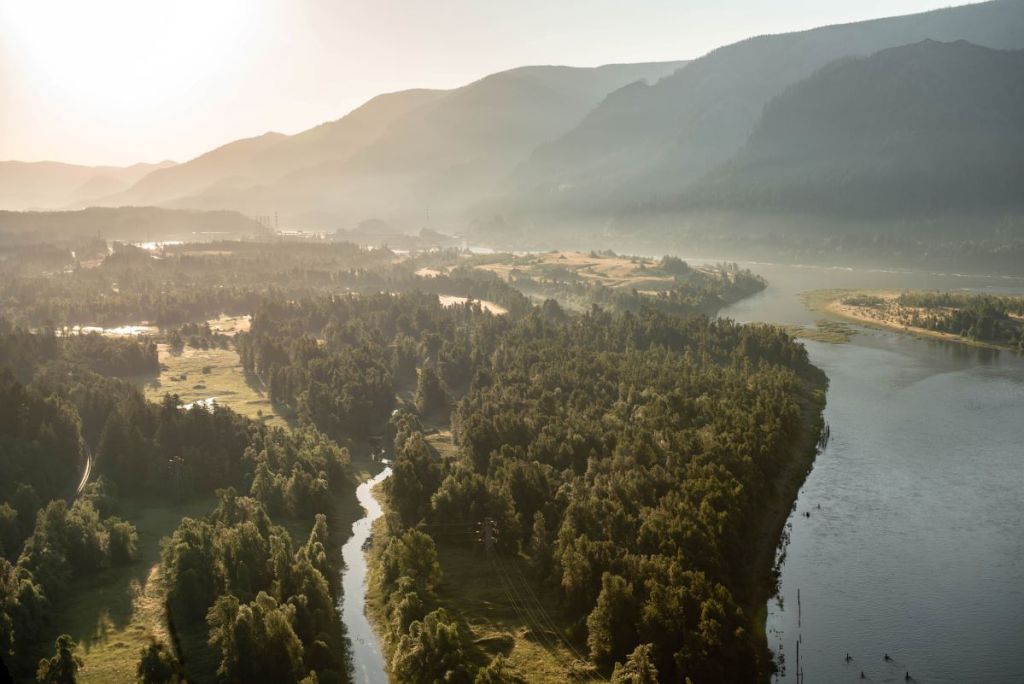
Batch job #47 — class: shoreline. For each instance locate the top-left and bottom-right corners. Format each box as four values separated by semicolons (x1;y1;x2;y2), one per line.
750;380;828;681
807;288;1020;353
340;466;392;684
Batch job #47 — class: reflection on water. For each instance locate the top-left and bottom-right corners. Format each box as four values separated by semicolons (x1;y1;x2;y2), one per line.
713;261;1024;684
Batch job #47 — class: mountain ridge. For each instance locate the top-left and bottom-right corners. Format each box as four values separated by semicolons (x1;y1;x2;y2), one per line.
675;39;1024;217
503;0;1024;218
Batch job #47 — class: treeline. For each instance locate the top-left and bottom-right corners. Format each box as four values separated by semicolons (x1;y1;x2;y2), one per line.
896;291;1024;316
0;322;158;380
0;367;140;675
0;240;531;331
372;416;535;683
0;207;264;243
161;491;346;683
897;292;1024;349
843;291;1024;350
497;256;764;317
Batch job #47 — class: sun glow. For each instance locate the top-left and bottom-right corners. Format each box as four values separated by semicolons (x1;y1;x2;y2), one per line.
1;0;268;163
4;0;257;111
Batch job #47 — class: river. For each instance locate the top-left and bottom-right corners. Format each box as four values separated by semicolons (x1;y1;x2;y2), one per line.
341;466;392;684
712;262;1024;684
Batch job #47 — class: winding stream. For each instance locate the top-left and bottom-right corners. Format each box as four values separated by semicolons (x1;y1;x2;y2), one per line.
341;466;392;684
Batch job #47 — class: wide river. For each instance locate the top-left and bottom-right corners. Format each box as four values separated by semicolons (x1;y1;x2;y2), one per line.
711;261;1024;684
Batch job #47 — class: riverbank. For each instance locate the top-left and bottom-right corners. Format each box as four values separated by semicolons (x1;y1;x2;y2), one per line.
342;467;392;684
715;261;1024;683
747;379;828;680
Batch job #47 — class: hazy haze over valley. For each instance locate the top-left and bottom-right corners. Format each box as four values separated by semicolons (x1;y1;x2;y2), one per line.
5;1;1024;275
2;3;1023;684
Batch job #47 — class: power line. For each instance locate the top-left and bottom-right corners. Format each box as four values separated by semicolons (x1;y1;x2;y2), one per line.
504;555;593;667
486;551;564;657
481;518;609;682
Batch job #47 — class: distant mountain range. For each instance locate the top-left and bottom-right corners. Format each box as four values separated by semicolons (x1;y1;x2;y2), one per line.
506;0;1024;219
0;160;175;211
76;62;685;226
4;0;1024;257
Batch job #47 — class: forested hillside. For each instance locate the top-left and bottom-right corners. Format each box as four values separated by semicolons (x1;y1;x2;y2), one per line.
0;207;264;245
507;0;1024;217
682;41;1024;217
93;62;685;227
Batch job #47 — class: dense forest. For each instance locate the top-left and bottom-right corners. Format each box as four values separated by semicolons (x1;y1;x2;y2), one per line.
0;241;536;330
0;207;264;244
1;236;824;682
0;323;356;683
236;290;825;681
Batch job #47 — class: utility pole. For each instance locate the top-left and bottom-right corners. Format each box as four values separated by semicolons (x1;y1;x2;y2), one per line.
478;518;499;553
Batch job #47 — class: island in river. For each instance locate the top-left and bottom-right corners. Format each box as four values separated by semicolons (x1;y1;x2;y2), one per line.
805;288;1024;353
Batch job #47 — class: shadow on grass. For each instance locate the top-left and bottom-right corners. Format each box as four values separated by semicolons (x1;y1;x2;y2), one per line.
8;497;218;682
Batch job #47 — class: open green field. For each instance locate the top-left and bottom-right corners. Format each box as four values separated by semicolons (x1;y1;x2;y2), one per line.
433;544;602;683
141;344;287;428
423;430;458;459
52;497;215;684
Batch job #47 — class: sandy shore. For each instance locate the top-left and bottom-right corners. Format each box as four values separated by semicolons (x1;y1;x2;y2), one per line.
816;289;1012;352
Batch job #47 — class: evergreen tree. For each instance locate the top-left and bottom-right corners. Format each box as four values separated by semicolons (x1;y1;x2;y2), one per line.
136;639;184;684
36;635;81;684
611;644;659;684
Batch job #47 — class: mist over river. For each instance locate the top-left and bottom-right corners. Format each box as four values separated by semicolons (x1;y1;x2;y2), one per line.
711;262;1024;683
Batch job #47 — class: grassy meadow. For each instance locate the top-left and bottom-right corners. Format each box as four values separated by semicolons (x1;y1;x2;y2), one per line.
51;497;215;683
141;344;287;428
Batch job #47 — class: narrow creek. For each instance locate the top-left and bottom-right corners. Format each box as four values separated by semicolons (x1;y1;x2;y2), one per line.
341;466;392;684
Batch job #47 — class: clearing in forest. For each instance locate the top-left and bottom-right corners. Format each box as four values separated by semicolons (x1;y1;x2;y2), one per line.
142;343;287;428
53;498;215;684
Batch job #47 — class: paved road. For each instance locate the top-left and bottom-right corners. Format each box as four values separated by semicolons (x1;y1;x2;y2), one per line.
75;447;92;497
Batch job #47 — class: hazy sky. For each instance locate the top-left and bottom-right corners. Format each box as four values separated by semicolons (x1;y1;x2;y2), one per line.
1;0;966;167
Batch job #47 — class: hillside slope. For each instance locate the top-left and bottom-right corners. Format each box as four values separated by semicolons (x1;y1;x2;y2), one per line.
171;62;687;226
507;0;1024;216
99;89;444;209
682;40;1024;217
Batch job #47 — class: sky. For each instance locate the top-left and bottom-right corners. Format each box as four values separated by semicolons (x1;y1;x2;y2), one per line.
0;0;967;167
